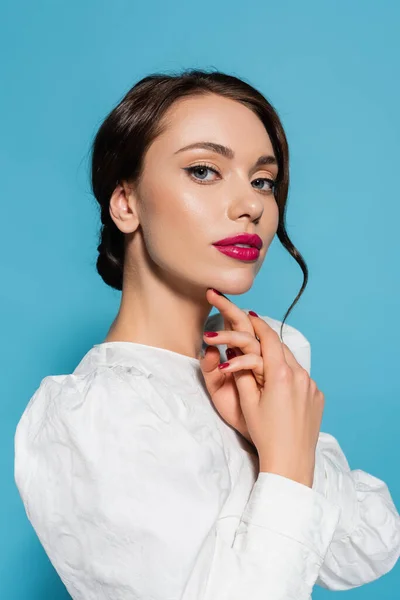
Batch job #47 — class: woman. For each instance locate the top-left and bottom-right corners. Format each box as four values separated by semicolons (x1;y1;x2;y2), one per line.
14;69;400;599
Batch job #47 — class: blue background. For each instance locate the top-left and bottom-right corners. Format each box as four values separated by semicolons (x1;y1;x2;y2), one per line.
1;0;399;597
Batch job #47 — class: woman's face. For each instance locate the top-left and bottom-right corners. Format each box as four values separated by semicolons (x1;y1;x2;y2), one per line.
123;92;280;297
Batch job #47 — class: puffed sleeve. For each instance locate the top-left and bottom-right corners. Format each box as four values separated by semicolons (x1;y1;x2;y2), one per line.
313;431;400;589
15;365;342;600
279;324;400;589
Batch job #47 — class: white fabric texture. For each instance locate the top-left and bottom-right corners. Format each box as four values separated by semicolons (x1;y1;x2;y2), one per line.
14;311;400;599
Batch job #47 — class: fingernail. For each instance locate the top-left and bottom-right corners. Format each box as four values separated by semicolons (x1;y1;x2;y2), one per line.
204;331;218;337
248;310;259;317
218;362;230;369
211;288;231;302
226;348;236;360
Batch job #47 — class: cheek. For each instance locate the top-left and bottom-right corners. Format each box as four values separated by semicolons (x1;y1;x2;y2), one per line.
139;179;176;229
139;178;208;250
272;198;280;227
263;199;280;239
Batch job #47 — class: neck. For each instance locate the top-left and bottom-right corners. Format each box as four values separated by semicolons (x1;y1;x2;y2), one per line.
104;271;213;361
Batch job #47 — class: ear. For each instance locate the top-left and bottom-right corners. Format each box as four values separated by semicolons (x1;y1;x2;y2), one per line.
109;180;140;234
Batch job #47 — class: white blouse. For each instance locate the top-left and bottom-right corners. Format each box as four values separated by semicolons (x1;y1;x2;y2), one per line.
14;311;400;599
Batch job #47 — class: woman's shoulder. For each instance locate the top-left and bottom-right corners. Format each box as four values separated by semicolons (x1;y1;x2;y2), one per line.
15;361;149;468
16;360;150;435
13;359;171;516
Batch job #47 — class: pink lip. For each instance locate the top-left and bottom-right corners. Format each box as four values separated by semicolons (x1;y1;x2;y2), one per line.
213;245;260;262
212;232;263;250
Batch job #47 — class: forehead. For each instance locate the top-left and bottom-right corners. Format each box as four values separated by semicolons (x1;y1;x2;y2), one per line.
155;93;275;154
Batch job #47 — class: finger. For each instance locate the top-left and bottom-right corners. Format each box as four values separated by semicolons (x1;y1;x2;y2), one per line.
223;314;234;350
248;314;288;372
205;289;262;395
198;345;226;396
223;349;265;387
206;288;257;338
231;359;260;412
203;330;260;358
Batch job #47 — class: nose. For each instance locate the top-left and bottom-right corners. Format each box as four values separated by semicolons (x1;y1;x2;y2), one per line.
227;177;264;224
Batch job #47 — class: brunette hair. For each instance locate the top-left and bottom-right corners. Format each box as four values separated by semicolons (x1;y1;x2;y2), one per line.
89;68;308;340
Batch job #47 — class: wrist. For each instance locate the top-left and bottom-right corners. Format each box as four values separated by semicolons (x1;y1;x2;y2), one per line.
258;464;313;488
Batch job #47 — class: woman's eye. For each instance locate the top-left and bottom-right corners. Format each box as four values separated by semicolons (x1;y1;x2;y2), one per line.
184;164;276;193
185;165;218;182
252;177;276;193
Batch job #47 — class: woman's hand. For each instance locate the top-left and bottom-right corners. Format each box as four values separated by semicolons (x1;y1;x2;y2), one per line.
200;288;324;487
199;288;263;447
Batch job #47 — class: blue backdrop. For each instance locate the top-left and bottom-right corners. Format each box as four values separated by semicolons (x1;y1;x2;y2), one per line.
1;0;399;597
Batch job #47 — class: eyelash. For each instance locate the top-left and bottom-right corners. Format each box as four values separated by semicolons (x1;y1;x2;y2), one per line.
184;163;276;193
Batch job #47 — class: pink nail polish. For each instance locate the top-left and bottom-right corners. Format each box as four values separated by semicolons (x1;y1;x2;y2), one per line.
204;331;218;337
218;362;230;369
249;310;259;317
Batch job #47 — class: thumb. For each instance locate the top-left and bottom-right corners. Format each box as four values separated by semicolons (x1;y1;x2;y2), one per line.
199;345;224;396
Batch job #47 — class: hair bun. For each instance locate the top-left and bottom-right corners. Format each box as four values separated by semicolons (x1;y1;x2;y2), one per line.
96;223;124;291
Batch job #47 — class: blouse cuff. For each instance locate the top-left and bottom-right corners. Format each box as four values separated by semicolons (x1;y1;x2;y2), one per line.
241;472;341;559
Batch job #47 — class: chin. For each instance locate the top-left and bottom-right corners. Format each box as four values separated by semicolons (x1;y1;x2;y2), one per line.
210;273;255;296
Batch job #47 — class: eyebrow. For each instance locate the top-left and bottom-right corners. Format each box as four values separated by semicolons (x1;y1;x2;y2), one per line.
174;141;278;170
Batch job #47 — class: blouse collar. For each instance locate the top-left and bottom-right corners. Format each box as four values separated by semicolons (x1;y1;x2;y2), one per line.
72;311;227;390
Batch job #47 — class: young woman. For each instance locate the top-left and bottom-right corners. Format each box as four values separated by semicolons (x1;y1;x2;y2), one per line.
14;69;399;599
